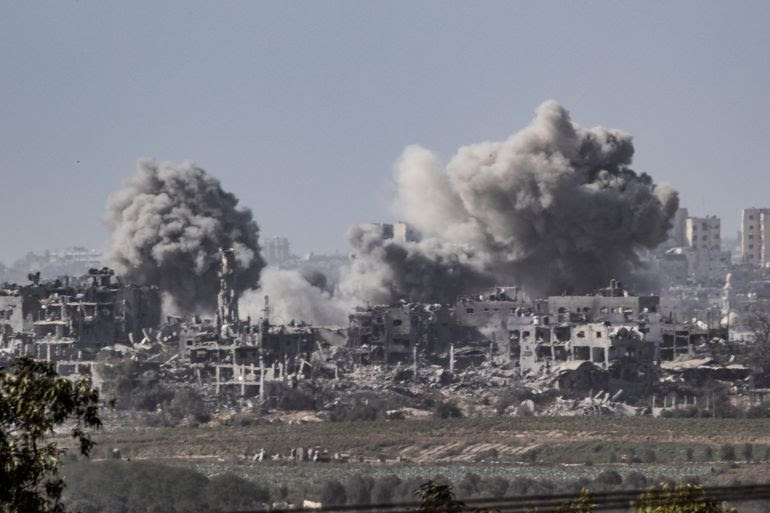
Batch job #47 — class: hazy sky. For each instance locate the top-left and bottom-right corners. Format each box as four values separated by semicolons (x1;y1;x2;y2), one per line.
1;1;768;263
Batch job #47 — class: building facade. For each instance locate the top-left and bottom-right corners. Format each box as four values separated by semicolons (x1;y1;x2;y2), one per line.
685;216;721;251
682;215;730;283
741;208;770;267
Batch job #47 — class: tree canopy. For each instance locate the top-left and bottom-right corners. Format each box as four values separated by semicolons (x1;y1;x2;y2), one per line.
0;357;101;513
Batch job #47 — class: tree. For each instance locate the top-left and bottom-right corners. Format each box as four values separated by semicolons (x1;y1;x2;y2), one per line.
164;388;210;424
319;480;347;506
346;475;373;505
416;481;465;513
0;357;101;513
434;400;463;419
719;444;736;461
556;488;596;513
747;312;770;387
207;473;269;512
371;475;402;504
595;470;622;487
633;484;735;513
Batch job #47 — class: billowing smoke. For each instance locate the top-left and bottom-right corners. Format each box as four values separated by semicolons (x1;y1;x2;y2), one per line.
342;100;678;302
105;159;265;314
339;224;494;304
240;267;349;325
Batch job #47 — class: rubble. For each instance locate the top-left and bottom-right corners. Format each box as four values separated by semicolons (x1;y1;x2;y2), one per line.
1;240;768;422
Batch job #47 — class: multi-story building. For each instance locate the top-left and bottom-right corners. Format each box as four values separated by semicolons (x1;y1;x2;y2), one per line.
11;247;103;280
741;208;770;267
0;268;161;354
681;215;730;283
686;216;721;251
359;222;419;244
392;222;419;243
670;208;689;247
263;237;292;265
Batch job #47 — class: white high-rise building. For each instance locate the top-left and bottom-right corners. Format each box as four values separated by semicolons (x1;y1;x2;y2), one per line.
683;215;729;283
741;208;770;267
685;215;721;251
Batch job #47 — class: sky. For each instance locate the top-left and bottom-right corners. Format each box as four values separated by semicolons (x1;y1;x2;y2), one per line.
0;1;768;264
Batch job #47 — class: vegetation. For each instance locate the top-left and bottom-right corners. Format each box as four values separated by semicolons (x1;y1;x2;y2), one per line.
0;357;101;513
415;481;735;513
748;311;770;387
95;359;172;411
434;400;463;419
416;481;465;513
163;388;210;424
633;484;735;513
329;400;381;422
63;461;269;513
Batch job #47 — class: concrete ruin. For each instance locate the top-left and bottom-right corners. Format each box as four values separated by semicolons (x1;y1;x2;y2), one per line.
0;268;160;370
1;243;766;419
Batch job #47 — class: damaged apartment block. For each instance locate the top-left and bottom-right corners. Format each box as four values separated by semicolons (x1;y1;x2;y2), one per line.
0;268;160;374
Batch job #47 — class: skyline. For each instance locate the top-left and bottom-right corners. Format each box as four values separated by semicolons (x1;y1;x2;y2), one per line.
1;1;768;263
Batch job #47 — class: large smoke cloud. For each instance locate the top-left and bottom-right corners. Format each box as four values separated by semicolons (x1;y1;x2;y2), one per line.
105;160;265;314
342;100;678;303
105;100;678;325
240;267;349;326
339;224;494;304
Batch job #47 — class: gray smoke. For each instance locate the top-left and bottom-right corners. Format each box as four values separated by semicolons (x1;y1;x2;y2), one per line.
105;159;265;314
340;224;494;304
240;267;349;325
343;100;678;302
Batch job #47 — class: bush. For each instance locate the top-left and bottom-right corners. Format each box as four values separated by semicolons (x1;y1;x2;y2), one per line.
434;401;463;419
624;471;647;489
370;475;401;504
595;470;622;486
63;460;211;513
633;483;734;513
345;475;373;505
742;443;753;461
319;480;347;506
457;472;481;498
482;476;509;498
96;359;173;411
746;402;770;418
207;473;269;511
494;388;534;414
329;401;380;422
641;448;657;463
509;477;537;496
164;388;210;423
719;444;736;461
277;388;316;410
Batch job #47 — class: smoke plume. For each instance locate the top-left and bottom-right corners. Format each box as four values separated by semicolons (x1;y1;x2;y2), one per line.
240;267;349;326
339;224;494;304
343;100;678;302
105;160;265;313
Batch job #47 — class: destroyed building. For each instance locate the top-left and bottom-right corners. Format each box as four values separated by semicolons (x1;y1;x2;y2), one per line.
0;268;160;365
345;281;663;396
348;304;417;364
545;280;660;322
519;320;658;395
171;253;326;398
347;301;454;365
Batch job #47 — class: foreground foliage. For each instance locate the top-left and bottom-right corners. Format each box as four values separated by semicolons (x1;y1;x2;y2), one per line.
633;484;736;513
63;461;269;513
0;357;101;513
416;481;735;513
